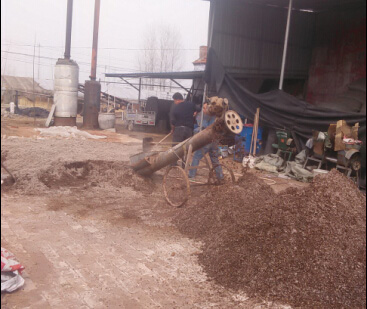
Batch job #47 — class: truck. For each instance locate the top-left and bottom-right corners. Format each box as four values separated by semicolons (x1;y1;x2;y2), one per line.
123;97;173;133
125;109;156;131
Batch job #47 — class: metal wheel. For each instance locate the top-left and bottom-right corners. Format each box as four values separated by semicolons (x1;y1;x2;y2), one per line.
350;154;362;172
224;111;243;134
163;166;191;207
208;163;235;185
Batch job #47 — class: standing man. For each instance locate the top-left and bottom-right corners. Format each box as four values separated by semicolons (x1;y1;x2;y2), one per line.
188;102;224;181
170;93;197;145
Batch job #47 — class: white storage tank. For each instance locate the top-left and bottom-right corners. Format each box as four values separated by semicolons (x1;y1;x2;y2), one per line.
54;59;79;118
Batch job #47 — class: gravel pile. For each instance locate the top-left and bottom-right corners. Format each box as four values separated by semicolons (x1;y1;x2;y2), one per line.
175;170;366;308
6;160;155;195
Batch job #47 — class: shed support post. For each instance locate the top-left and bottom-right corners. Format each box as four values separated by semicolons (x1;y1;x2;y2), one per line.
279;0;293;90
138;78;142;105
199;84;208;132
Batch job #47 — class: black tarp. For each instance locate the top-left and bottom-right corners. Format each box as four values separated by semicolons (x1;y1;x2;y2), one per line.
204;48;366;161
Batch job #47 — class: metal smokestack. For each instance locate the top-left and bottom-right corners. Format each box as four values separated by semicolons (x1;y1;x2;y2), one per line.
83;0;101;129
53;0;79;127
90;0;101;81
64;0;73;60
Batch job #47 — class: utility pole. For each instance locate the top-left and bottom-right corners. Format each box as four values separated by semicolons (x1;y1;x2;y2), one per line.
38;43;41;80
33;37;36;126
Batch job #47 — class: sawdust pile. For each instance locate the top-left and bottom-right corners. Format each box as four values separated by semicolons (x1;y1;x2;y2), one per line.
1;150;8;163
10;160;155;194
175;170;366;308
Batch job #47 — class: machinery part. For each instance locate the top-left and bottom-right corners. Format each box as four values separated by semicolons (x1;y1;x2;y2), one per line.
83;80;101;129
54;117;77;126
337;149;361;170
131;110;243;177
132;125;217;176
208;163;235;185
208;97;229;117
345;149;360;160
224;111;243;135
350;153;362;171
163;166;190;208
54;59;79;120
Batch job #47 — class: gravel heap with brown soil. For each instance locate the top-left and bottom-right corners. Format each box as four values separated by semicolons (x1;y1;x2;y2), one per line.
7;160;155;195
174;170;366;308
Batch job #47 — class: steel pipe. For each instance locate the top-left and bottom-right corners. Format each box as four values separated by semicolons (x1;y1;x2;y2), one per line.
132;111;243;177
90;0;101;81
83;80;101;129
64;0;73;60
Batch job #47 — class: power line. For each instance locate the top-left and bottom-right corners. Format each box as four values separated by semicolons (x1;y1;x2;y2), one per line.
1;56;91;75
1;42;200;51
2;42;198;67
1;50;142;73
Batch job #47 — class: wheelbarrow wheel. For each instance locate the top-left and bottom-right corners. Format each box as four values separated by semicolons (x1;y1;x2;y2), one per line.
208;163;235;185
163;166;191;208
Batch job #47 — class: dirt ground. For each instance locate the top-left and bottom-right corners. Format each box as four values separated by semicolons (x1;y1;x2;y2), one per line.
1;114;301;309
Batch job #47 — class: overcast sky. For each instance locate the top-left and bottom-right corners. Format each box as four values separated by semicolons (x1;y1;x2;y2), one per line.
1;0;210;99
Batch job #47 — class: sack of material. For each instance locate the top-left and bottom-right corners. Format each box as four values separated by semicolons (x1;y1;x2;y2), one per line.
284;162;314;183
1;247;25;293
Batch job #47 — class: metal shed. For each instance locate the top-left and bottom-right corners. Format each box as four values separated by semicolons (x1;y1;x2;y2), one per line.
205;0;366;100
1;75;52;100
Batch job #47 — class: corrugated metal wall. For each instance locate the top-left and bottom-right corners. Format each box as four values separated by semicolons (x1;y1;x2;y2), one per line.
210;0;316;78
306;8;366;104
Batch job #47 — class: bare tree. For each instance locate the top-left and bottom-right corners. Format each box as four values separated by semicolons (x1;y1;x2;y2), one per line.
139;27;158;90
138;24;183;92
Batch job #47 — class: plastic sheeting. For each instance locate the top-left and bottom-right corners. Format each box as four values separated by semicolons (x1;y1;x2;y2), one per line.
204;48;366;165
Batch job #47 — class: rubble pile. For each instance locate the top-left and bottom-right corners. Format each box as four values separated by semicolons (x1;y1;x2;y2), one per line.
175;170;366;308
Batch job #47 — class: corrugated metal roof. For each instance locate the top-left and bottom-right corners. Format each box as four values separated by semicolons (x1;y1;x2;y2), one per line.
1;75;52;95
205;0;365;12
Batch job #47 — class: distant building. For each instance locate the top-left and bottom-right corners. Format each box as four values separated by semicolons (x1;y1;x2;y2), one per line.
193;46;207;71
1;75;53;109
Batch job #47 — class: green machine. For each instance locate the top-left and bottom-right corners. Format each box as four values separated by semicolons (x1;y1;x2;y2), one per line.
272;131;294;161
